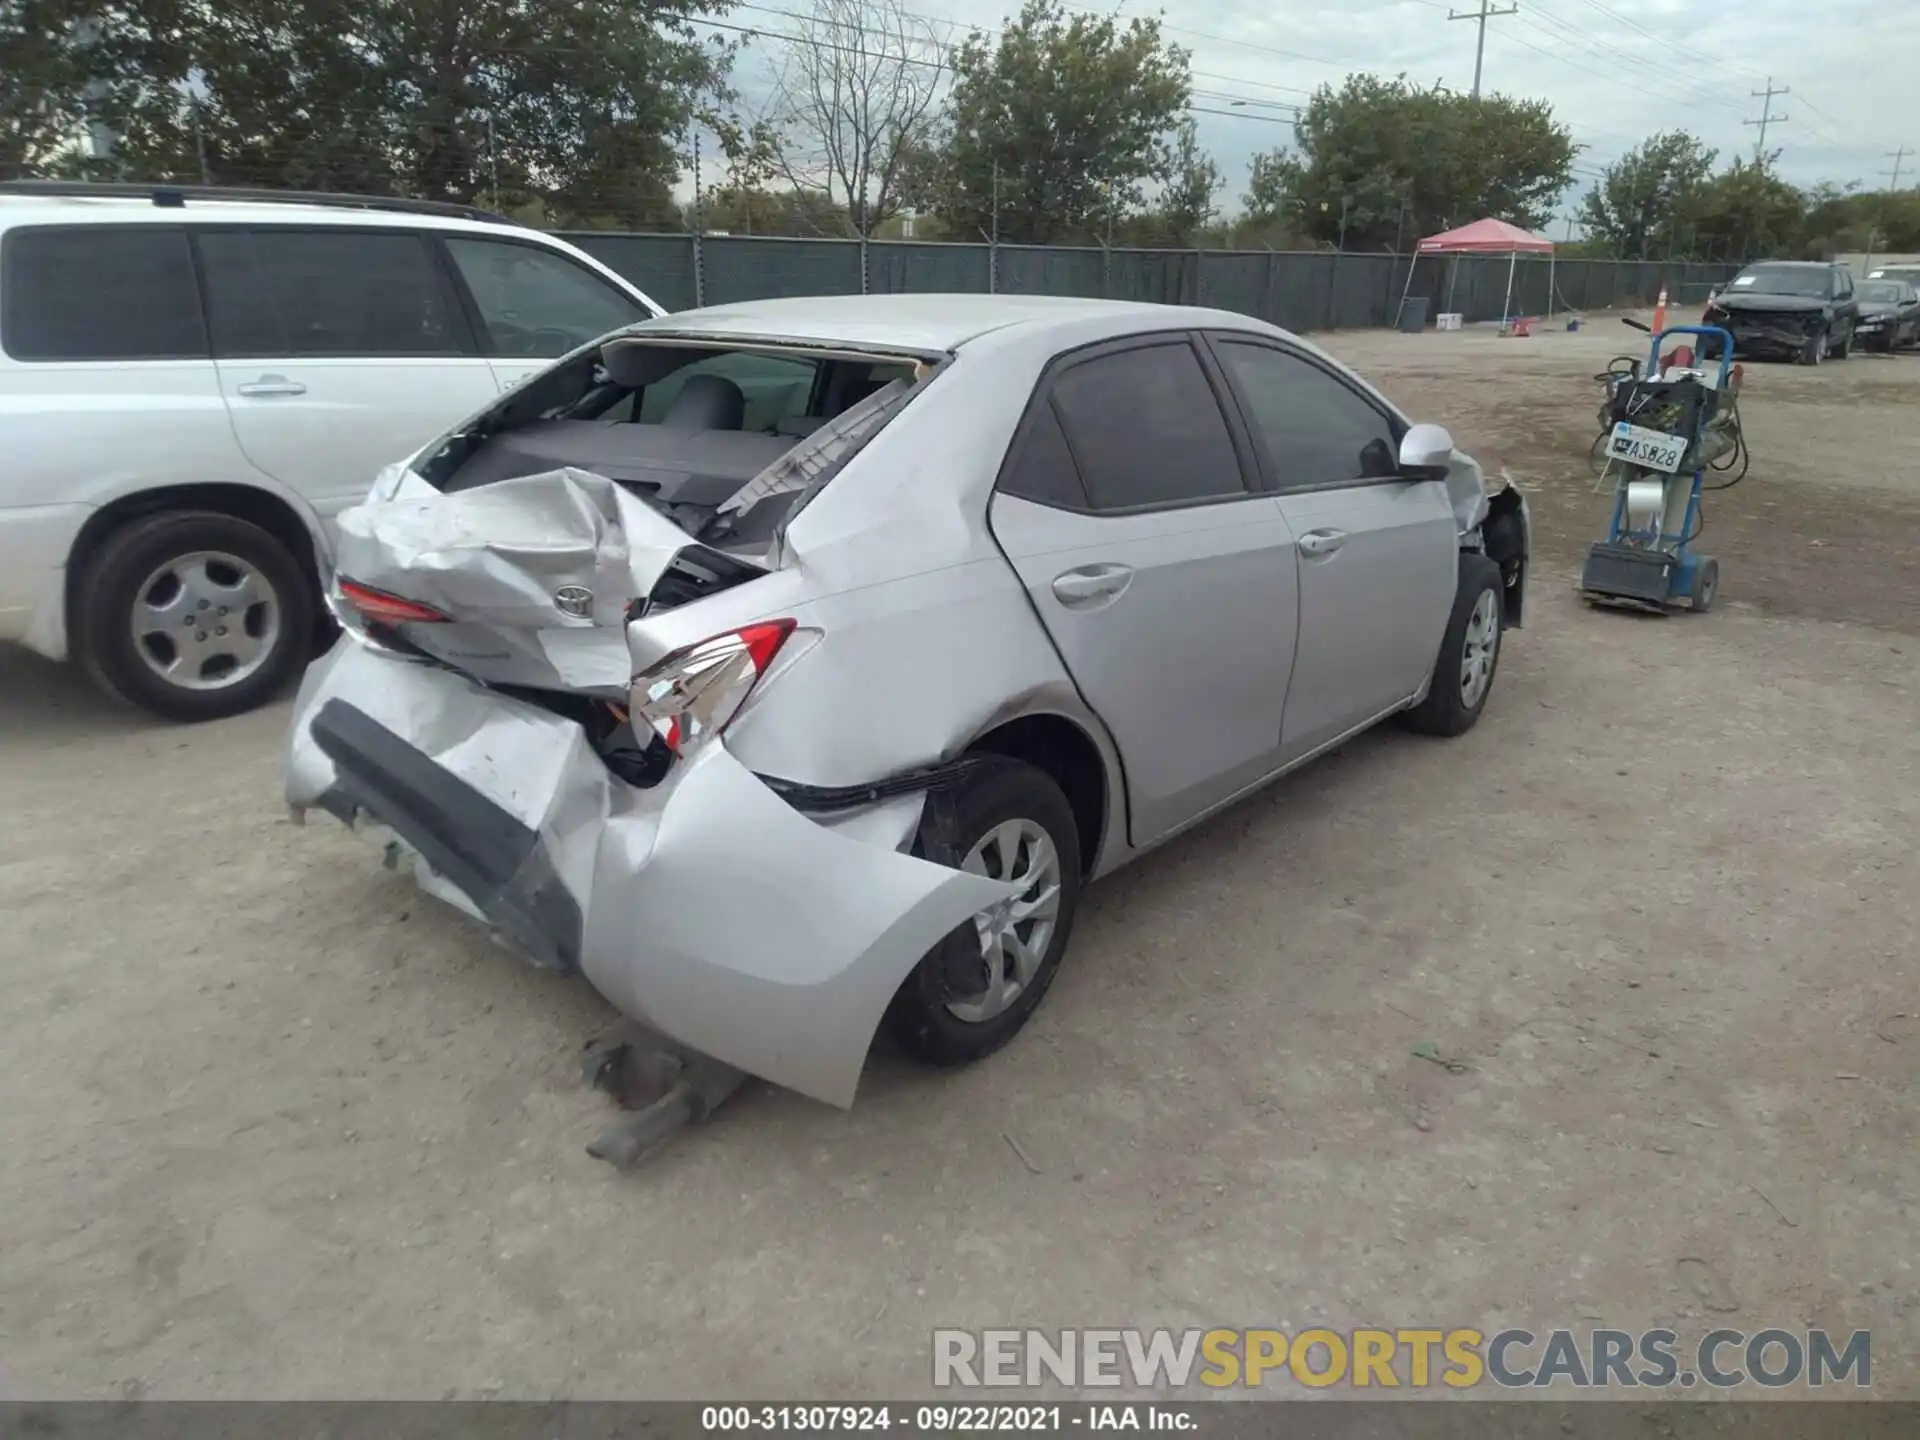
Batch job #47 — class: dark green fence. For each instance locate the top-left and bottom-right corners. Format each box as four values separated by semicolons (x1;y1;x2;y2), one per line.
559;231;1738;331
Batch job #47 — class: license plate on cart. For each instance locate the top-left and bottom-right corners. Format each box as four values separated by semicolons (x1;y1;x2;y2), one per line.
1607;422;1687;473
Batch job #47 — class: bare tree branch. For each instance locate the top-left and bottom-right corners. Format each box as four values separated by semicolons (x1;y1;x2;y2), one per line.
759;0;947;237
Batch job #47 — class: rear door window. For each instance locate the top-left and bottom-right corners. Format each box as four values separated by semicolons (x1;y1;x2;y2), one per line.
196;228;469;358
1046;340;1246;511
1;226;207;361
997;401;1093;511
443;237;650;358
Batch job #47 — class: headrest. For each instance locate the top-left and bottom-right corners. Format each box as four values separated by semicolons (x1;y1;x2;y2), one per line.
660;373;745;432
601;340;693;390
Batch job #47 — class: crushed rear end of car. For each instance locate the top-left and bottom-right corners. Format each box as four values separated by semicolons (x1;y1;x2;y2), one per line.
284;336;1020;1112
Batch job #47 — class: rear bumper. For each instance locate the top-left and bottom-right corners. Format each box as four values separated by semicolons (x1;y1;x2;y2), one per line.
285;641;1016;1108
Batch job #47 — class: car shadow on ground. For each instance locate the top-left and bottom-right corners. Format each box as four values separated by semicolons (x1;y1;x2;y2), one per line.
0;644;302;743
0;646;157;742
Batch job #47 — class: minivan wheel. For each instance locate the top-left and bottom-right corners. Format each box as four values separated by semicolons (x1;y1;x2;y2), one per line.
1398;552;1505;738
1799;330;1827;366
78;511;314;722
886;757;1083;1068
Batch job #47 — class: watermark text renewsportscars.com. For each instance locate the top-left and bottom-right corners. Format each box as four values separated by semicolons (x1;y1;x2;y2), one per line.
932;1328;1871;1391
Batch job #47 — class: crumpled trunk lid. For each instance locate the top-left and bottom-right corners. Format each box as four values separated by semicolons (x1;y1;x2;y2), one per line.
333;467;768;693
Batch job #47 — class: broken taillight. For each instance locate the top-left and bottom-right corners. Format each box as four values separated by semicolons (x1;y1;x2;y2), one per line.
630;619;795;756
337;579;452;626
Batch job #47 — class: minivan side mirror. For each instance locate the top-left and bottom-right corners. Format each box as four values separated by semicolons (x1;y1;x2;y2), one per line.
1399;423;1455;477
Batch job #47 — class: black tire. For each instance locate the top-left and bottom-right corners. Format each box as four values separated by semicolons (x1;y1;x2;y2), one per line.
1399;552;1505;738
1833;325;1852;360
77;510;315;722
1587;430;1611;477
886;757;1083;1068
1798;330;1827;366
1690;557;1719;614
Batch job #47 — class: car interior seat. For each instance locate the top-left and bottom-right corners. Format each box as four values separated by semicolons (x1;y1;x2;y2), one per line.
660;374;747;432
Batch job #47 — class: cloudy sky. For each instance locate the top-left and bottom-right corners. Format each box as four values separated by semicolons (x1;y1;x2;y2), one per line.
711;0;1908;224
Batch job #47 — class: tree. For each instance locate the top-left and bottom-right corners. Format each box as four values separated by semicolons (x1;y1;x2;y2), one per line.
697;183;851;235
759;0;946;237
1158;117;1221;242
1245;74;1575;249
925;0;1189;245
1242;149;1294;223
1689;154;1806;261
1;0;87;176
74;0;743;227
1578;130;1717;258
1797;181;1920;259
0;0;184;179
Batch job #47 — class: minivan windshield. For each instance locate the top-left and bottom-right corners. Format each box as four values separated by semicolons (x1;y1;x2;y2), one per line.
1728;266;1833;298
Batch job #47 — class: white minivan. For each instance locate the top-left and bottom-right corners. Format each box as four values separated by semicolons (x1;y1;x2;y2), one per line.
0;182;663;719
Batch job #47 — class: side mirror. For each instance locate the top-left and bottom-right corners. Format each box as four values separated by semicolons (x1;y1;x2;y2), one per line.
1398;423;1455;477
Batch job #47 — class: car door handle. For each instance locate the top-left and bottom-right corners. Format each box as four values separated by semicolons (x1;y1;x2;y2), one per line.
1297;528;1347;558
1051;564;1133;608
236;375;307;398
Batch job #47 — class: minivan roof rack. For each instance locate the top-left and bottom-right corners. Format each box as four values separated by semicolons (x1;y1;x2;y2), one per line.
0;180;516;226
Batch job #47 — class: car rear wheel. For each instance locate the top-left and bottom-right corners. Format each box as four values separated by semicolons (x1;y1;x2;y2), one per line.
1833;326;1852;360
1399;552;1504;738
78;511;314;722
886;757;1082;1068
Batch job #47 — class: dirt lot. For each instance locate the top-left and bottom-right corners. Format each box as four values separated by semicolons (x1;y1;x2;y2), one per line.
1;319;1916;1401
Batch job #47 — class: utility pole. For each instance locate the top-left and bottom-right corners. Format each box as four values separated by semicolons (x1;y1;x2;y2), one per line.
1884;145;1911;191
691;129;703;230
1744;77;1789;161
189;91;211;184
1447;1;1519;100
1868;146;1911;273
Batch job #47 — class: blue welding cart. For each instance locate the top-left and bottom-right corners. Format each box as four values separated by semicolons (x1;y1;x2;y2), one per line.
1578;323;1739;614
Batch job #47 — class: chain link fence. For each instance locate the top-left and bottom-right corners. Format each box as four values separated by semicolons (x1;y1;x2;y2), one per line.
559;231;1740;330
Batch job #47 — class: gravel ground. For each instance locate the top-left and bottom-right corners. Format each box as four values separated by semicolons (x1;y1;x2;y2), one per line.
1;317;1916;1401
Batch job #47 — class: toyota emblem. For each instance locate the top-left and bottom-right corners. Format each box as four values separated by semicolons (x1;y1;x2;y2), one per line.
553;585;594;618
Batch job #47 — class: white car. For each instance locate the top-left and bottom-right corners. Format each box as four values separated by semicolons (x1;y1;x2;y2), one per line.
0;181;663;720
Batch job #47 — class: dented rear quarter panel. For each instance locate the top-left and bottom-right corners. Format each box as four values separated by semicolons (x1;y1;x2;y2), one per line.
628;317;1153;873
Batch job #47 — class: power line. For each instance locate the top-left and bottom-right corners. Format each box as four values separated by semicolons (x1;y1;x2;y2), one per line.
1446;0;1519;100
1520;2;1748;115
1744;77;1788;160
1188;105;1295;125
812;0;1673;163
1191;90;1298;114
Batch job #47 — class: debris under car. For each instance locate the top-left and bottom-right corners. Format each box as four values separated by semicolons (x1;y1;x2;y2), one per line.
284;295;1529;1167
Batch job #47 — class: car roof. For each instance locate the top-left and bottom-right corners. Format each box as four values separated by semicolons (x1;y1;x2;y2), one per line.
0;192;527;241
1742;260;1834;269
629;292;1271;353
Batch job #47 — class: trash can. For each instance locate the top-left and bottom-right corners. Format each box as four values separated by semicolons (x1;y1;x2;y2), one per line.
1399;297;1429;333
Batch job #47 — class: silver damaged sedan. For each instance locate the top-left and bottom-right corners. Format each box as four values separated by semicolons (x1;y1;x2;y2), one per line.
286;295;1530;1109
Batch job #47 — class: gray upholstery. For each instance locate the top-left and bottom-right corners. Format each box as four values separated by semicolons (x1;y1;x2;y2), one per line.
600;341;690;390
445;420;794;508
661;374;746;432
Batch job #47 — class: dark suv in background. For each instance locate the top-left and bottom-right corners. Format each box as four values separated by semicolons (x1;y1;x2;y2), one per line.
1703;260;1859;365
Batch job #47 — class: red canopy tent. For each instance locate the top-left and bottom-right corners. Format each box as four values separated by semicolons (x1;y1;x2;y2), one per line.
1399;218;1556;330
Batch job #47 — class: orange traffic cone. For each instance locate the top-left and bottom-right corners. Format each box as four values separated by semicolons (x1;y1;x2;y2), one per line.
1651;284;1669;335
